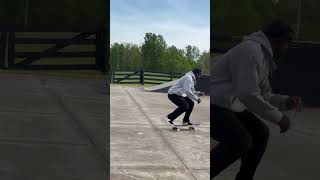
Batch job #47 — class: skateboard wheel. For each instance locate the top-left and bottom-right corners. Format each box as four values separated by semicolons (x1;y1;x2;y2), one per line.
189;127;196;131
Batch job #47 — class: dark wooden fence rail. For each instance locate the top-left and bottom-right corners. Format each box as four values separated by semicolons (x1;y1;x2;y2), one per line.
112;70;183;85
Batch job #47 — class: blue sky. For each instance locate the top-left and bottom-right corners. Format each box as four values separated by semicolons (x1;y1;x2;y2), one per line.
111;0;210;52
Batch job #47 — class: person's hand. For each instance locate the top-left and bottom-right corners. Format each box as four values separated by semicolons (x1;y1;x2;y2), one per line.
199;92;205;96
278;115;291;133
197;98;201;104
286;96;303;111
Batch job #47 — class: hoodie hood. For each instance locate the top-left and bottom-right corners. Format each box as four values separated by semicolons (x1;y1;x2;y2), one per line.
186;71;197;84
186;71;195;79
243;31;277;73
243;31;273;57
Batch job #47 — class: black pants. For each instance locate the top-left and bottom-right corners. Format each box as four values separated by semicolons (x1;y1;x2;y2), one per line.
211;104;270;180
167;94;194;122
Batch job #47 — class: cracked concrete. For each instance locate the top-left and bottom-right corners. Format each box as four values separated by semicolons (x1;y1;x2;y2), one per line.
110;85;210;180
0;73;108;180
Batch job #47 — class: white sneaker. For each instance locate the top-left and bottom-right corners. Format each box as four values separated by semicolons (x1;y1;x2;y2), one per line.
163;116;175;127
182;121;194;126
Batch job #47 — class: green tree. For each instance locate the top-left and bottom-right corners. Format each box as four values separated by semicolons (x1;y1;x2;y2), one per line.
124;43;142;71
197;51;210;75
212;0;320;41
110;32;207;74
185;45;201;62
141;33;167;71
110;43;120;70
213;0;264;36
164;45;194;73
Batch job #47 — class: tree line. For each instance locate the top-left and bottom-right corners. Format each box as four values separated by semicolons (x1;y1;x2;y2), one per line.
110;33;210;74
212;0;320;41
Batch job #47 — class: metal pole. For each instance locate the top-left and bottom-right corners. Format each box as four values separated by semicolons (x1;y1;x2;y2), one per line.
4;33;9;68
117;46;120;70
296;0;302;40
202;58;205;73
24;0;29;26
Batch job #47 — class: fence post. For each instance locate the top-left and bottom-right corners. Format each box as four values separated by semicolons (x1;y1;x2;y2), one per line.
170;72;173;81
0;32;7;68
96;29;107;74
112;71;115;83
7;32;15;68
140;69;144;85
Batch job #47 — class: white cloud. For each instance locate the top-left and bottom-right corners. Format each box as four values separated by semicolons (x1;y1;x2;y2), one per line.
111;20;209;51
110;0;210;52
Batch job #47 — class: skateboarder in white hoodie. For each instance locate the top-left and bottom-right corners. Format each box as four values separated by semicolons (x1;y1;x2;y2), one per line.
211;21;303;180
164;68;205;126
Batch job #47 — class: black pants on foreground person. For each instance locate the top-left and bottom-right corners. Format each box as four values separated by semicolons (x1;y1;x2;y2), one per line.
167;94;194;122
211;104;270;180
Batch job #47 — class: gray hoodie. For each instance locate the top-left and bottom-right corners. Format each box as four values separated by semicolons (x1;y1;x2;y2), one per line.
168;71;200;101
211;31;289;124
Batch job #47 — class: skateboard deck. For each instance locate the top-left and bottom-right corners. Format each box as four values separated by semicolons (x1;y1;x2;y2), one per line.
172;124;200;132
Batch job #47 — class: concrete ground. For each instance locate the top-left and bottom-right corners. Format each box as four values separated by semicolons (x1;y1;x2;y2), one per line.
3;72;318;180
0;73;108;180
212;108;320;180
110;85;210;180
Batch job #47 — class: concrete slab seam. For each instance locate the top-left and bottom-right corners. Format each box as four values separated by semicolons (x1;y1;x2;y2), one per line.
125;88;199;180
36;76;108;163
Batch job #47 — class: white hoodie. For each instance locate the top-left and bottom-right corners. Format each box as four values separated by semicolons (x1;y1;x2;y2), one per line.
211;31;289;124
168;71;200;101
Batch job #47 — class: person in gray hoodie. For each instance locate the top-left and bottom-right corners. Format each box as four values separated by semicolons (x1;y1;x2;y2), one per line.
164;68;205;126
211;21;303;180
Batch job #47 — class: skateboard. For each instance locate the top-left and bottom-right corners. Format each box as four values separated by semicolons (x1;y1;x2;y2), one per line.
172;124;200;132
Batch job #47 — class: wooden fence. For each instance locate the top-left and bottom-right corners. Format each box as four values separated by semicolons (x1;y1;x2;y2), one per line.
112;70;183;85
0;31;107;73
